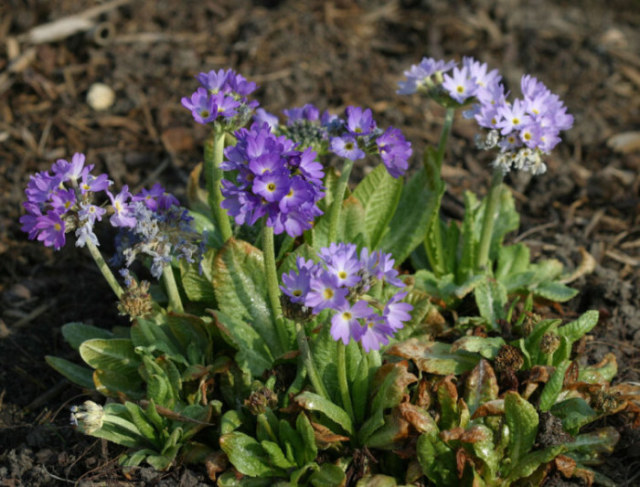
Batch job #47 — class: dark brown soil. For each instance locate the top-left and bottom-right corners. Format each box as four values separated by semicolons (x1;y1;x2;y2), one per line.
1;0;639;485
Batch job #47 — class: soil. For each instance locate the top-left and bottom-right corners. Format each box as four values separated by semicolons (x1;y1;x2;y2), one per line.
1;0;639;485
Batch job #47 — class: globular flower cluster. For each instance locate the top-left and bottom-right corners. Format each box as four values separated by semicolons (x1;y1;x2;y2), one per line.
281;243;413;352
256;104;413;179
220;122;325;237
20;153;200;280
181;68;258;128
20;153;111;250
398;56;573;174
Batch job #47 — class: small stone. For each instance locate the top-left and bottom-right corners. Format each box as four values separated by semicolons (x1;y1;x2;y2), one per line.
86;83;115;111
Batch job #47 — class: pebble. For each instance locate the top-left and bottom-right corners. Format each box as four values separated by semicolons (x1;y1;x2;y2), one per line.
86;82;115;110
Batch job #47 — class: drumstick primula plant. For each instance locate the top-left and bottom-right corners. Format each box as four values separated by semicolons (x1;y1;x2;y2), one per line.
22;61;640;486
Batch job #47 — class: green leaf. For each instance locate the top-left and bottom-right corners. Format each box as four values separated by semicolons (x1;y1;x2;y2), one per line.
451;336;506;360
523;318;561;367
534;281;579;302
566;427;619;458
551;398;598;435
352;164;403;249
45;356;95;390
504;445;566;483
456;191;479;283
557;310;599;345
295;392;353;435
220;432;286;478
260;440;296;469
309;463;346;487
217;471;272;487
93;369;144;399
166;313;210;360
180;247;216;304
131;317;185;363
339;195;369;246
464;359;499;416
380;166;444;265
504;391;538;466
539;361;571;412
355;474;397;487
387;338;480;375
278;418;304;466
578;353;618;384
416;434;457;486
124;402;160;446
296;413;318;466
61;322;114;350
495;243;530;281
221;410;245;435
213;311;274;377
79;338;140;376
487;186;519;261
474;277;507;330
214;239;281;356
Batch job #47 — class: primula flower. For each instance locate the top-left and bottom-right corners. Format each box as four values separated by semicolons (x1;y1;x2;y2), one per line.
34;211;66;249
280;244;413;351
376;127;412;178
396;57;456;95
442;66;477;104
181;87;218;124
107;186;137;228
346;106;376;136
330;134;365;161
220;123;325;237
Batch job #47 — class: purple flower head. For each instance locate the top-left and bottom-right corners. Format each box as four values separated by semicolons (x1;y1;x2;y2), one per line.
25;171;60;205
225;71;258;97
50;188;76;214
254;108;279;131
80;168;111;195
305;273;349;312
330;300;373;345
330;135;365;160
52;153;86;183
221;124;324;236
442;66;477;104
284;104;320;125
34;210;66;250
345;106;376;136
383;291;413;331
397;57;456;95
496;99;531;136
376;127;412;178
359;316;395;353
196;69;230;93
211;92;240;118
132;183;178;212
181;87;217;124
107;186;137;228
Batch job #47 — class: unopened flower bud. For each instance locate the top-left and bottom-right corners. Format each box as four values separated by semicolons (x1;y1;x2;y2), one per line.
70;400;104;434
244;387;278;415
118;273;153;320
540;333;561;355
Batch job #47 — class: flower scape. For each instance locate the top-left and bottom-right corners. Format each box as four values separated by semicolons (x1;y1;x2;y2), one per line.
21;62;640;486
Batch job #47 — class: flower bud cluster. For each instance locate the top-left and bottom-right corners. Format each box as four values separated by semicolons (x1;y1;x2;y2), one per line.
398;56;573;175
256;104;413;179
220;122;325;237
280;243;413;352
181;68;258;129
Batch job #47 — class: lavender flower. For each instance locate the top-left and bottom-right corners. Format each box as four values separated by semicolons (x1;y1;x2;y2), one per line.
280;243;413;351
220;123;325;237
398;56;573;174
183;68;258;128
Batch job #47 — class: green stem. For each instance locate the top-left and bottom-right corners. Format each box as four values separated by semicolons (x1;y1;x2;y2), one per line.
328;159;355;244
162;264;184;312
476;168;505;272
337;341;355;420
204;128;233;242
85;240;124;298
295;321;330;399
423;108;455;277
263;223;289;353
435;108;456;170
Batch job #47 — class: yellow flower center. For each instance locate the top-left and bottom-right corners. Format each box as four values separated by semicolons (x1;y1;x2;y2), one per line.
323;288;334;300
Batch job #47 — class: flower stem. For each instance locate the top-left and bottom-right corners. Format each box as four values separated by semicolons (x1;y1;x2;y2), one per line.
328;159;355;244
295;321;330;399
423;108;455;277
162;264;184;312
85;240;124;299
435;108;455;170
204;128;233;242
476;168;505;272
337;341;355;420
263;222;289;353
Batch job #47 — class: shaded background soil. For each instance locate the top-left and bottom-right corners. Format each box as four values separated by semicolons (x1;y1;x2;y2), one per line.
1;0;639;485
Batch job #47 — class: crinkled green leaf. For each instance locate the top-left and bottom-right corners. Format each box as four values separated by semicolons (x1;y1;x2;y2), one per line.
296;412;318;466
505;444;566;483
496;243;530;281
220;431;286;478
534;281;579;302
504;391;538;466
551;397;599;435
309;463;347;487
381;165;444;265
180;247;216;304
557;310;599;345
451;336;506;360
93;369;144;400
578;353;618;384
387;338;480;375
214;238;281;356
416;434;457;486
464;359;499;416
295;391;353;435
539;361;571;412
355;474;397;487
260;440;296;469
353;164;403;249
79;338;140;376
474;277;507;330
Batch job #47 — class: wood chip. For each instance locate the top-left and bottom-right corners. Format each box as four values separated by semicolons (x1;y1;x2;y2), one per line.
607;131;640;154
